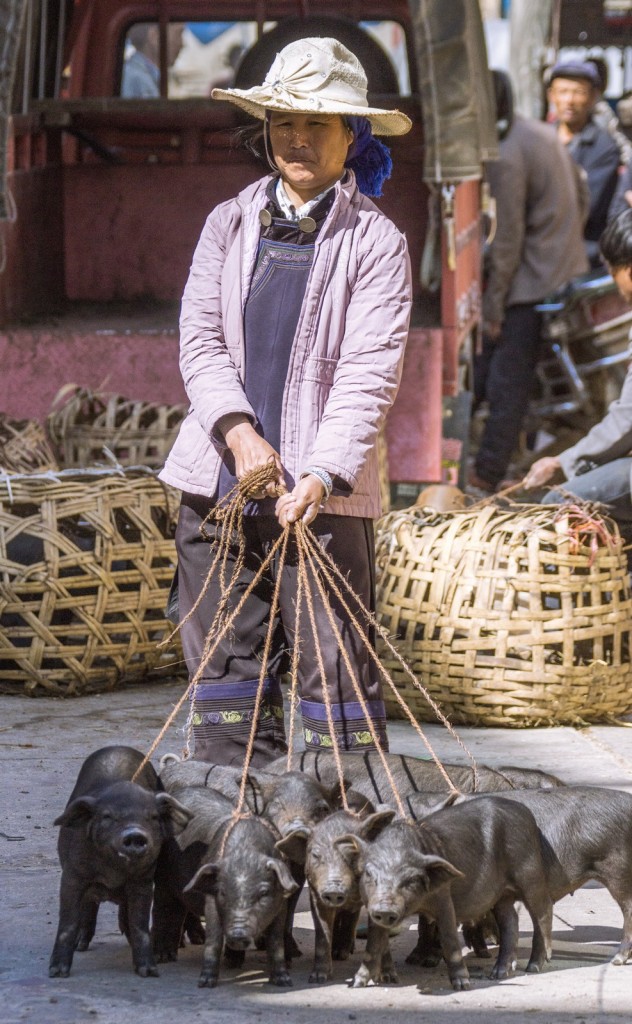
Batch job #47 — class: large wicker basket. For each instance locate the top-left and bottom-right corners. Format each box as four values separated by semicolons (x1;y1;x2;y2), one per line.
0;414;59;474
376;503;632;726
0;469;181;696
47;385;187;470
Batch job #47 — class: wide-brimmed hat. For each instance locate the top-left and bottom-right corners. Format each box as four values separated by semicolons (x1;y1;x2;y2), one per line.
211;36;412;137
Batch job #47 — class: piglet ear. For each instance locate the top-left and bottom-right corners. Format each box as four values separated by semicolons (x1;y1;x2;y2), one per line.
417;853;464;892
332;833;367;871
326;777;351;808
184;862;220;896
358;808;396;841
54;796;98;828
275;829;310;866
155;792;194;835
266;858;300;897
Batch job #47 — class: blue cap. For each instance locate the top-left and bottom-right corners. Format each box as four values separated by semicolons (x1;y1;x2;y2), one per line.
548;60;601;87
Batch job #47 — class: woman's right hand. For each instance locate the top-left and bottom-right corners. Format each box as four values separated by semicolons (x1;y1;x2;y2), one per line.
219;414;284;497
522;456;561;490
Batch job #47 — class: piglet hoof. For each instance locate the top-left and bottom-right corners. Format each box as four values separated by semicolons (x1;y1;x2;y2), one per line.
489;961;515;981
136;963;160;978
611;951;631;966
268;968;293;987
48;963;71;979
197;971;219;988
450;976;471;991
154;950;178;964
377;970;399;985
525;960;544;974
309;968;331;984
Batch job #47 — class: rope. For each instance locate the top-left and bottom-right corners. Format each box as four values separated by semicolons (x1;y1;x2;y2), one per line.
298;523;406;816
296;528;350;813
300;525;468;793
134;462;476;806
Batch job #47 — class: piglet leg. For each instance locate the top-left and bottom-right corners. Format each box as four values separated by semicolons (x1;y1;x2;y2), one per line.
351;920;391;987
125;880;159;977
309;894;336;982
607;885;632;965
524;891;553;973
265;907;293;986
49;874;83;977
489;898;518;980
433;895;471;991
198;897;224;988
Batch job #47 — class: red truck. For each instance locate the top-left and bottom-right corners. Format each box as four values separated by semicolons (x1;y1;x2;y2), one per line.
0;1;492;496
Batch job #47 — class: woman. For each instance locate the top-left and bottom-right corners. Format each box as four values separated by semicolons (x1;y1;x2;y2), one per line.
160;36;413;766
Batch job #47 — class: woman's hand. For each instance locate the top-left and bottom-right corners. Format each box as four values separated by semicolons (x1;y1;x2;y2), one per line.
522;456;562;490
220;414;284;497
275;475;326;527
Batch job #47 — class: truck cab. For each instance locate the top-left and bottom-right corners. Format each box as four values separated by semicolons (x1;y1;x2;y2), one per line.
1;1;492;496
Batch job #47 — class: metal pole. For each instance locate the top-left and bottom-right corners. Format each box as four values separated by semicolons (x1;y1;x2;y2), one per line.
54;0;67;98
38;0;48;99
22;0;34;113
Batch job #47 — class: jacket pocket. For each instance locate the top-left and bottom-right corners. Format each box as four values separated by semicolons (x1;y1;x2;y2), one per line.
303;355;337;384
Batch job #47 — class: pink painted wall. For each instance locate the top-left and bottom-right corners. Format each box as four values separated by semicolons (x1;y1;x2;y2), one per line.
0;323;186;423
385;327;443;483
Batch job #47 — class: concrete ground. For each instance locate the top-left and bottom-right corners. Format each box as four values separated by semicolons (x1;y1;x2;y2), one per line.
3;679;632;1024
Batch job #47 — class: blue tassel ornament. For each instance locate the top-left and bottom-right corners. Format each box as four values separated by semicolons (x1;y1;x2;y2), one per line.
344;116;393;198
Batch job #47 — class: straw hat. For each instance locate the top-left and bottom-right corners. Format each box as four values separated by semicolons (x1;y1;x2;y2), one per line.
211;36;412;137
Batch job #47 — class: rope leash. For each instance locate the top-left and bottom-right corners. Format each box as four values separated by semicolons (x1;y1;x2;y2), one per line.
134;463;475;810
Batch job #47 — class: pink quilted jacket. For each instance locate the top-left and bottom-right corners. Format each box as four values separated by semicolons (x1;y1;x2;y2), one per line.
160;172;412;518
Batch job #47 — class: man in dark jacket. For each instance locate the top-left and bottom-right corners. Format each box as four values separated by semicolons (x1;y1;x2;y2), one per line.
524;209;632;557
471;72;588;494
548;60;621;267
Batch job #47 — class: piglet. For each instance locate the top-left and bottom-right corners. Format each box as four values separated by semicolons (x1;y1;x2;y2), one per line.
337;796;553;990
278;805;395;983
265;750;563;805
408;785;632;967
49;746;192;978
160;758;346;961
152;785;298;988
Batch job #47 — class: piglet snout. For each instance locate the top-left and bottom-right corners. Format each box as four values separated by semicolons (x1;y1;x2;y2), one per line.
119;827;150;857
225;928;251;951
320;884;347;907
369;908;400;928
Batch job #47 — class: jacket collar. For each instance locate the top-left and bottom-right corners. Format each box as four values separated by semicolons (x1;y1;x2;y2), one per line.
236;171;358;213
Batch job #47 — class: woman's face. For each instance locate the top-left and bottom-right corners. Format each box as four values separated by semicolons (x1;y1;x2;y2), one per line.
268;112;353;202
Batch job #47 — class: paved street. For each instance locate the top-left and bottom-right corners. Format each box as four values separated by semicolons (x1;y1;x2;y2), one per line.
3;679;632;1024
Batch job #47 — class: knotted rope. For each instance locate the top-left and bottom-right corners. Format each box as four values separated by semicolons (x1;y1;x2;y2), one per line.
134;463;478;817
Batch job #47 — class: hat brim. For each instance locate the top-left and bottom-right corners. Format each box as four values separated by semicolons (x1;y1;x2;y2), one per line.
211;86;412;136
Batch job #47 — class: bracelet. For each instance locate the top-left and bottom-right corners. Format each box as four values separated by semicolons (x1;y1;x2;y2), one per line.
302;466;333;500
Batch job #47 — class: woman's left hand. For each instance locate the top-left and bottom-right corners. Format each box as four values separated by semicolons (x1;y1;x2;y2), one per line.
276;475;326;527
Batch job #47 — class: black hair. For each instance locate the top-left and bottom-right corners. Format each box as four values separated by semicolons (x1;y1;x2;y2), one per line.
600;209;632;269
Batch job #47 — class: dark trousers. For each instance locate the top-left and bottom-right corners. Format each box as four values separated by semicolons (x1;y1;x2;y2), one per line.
474;303;543;488
175;494;387;767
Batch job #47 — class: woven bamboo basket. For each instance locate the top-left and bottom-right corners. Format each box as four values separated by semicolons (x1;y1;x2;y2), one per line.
376;502;632;726
47;385;187;470
0;414;59;474
0;469;182;696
